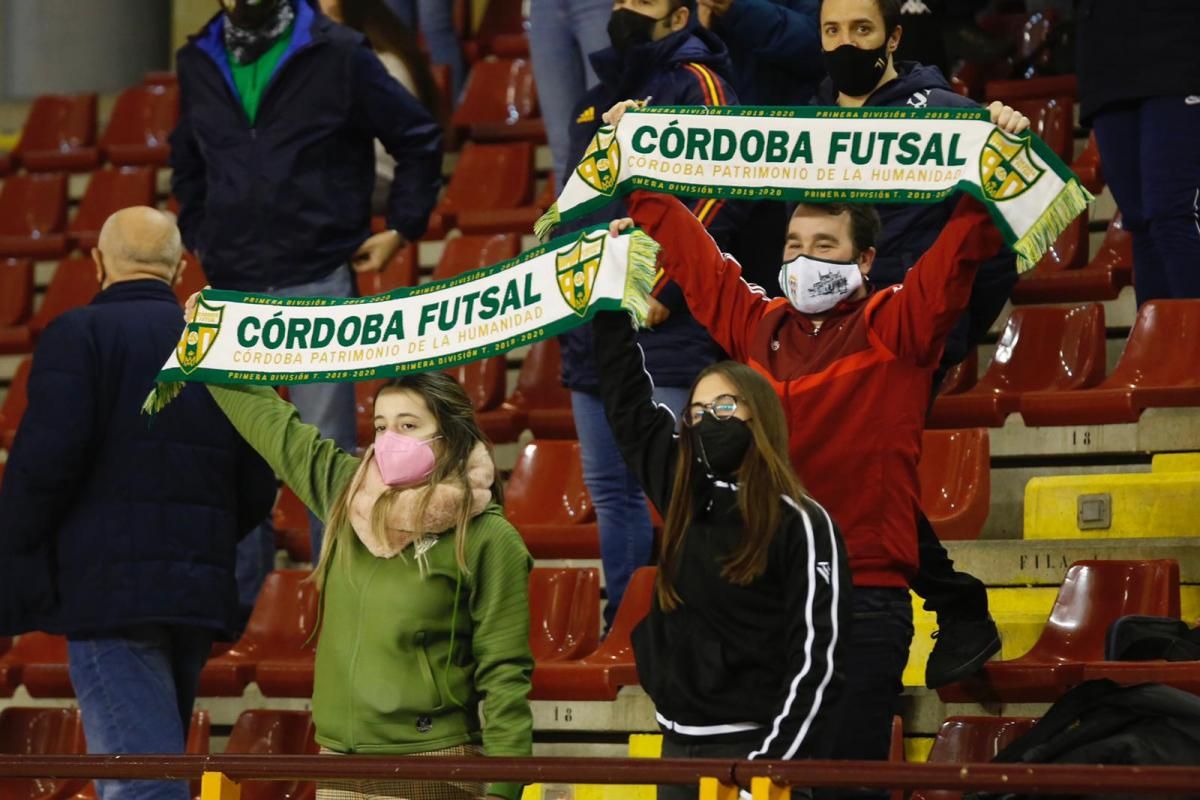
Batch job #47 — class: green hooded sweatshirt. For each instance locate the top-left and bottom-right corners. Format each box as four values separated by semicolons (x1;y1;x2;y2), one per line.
208;385;533;800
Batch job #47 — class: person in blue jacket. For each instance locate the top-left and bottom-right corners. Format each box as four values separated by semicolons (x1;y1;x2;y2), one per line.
0;208;277;800
697;0;824;106
559;0;746;628
170;0;443;567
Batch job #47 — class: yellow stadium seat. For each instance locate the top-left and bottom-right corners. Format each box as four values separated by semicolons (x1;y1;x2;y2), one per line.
1023;472;1200;540
1152;453;1200;473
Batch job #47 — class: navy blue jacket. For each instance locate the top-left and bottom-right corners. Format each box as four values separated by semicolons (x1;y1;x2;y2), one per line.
170;0;443;291
559;25;739;393
0;280;276;638
709;0;824;106
814;62;1018;365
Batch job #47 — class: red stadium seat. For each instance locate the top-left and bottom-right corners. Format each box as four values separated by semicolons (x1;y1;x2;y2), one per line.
531;567;656;700
173;253;208;306
0;638;9;658
0;173;69;258
446;356;507;415
939;560;1181;703
0;259;35;353
427;142;536;237
918;429;990;541
937;349;977;397
451;58;543;142
353;379;388;447
0;707;87;800
0;152;11;176
1071;131;1104;194
911;717;1038;800
273;487;312;564
504;440;598;559
0;357;33;451
225;710;318;800
463;0;527;60
1012;213;1131;304
986;76;1076;161
12;94;99;172
0;633;72;698
432;234;521;282
1020;300;1200;426
528;567;602;662
478;339;573;441
144;71;178;87
198;570;318;696
29;258;98;339
929;305;1107;428
67;167;158;251
355;243;419;296
100;83;179;166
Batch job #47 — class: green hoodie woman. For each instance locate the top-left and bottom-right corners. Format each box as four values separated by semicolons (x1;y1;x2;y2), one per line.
206;371;533;800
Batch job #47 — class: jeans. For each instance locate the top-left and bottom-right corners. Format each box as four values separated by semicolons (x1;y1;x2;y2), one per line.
68;625;214;800
266;266;359;560
420;0;466;100
529;0;613;186
572;385;691;629
826;587;913;800
1092;96;1200;304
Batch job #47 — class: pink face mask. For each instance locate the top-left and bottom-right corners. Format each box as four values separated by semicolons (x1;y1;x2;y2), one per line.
373;430;440;487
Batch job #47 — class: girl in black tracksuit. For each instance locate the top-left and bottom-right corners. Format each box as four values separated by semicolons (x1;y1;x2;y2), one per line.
593;311;851;800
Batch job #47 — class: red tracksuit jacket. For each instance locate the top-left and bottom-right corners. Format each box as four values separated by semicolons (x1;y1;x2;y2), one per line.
627;191;1003;588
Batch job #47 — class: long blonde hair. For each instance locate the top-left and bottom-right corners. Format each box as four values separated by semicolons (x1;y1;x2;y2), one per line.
311;373;502;591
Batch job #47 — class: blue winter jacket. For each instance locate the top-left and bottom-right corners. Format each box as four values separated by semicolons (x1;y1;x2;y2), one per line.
0;280;277;638
558;25;739;393
814;62;1018;365
170;0;443;291
709;0;824;106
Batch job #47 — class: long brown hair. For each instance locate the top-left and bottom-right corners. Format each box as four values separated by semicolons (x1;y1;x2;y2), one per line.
313;372;501;591
338;0;444;123
658;361;808;611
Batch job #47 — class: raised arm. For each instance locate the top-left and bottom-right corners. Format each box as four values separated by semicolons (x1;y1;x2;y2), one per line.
625;191;781;362
868;195;1005;367
749;497;848;762
593;310;683;516
715;0;823;77
206;384;359;523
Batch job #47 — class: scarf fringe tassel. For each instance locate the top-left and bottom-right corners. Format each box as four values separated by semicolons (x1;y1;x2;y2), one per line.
1013;179;1095;274
622;229;661;329
142;380;184;419
534;202;561;241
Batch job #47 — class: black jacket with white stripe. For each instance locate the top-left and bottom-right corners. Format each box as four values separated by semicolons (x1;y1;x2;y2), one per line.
593;311;851;760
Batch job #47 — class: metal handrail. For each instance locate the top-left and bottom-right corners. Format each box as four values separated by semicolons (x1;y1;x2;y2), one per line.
1;755;1199;794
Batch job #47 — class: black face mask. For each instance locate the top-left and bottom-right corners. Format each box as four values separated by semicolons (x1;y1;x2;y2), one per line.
823;42;890;98
221;0;280;31
607;8;666;54
691;416;753;476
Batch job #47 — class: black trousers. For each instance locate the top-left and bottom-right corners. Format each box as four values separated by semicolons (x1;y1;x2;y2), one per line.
657;737;767;800
911;510;990;621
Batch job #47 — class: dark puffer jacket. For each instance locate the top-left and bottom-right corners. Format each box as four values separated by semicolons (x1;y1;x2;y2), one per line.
0;280;276;638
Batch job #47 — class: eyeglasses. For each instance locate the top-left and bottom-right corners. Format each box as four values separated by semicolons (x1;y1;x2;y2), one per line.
683;394;741;427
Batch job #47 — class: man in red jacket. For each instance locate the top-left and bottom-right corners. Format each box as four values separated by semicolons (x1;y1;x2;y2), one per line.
601;95;1025;781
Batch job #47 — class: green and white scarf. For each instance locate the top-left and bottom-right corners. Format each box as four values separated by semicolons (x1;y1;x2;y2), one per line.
535;106;1093;273
144;227;658;411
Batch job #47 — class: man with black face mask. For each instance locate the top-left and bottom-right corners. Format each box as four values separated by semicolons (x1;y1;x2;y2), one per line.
813;0;1027;699
557;0;759;634
170;0;442;577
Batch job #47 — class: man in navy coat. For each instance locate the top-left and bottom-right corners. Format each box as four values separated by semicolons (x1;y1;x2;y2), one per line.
0;207;276;800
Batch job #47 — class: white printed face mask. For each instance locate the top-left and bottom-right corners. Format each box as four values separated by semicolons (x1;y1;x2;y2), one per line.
777;254;864;315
